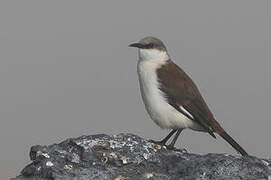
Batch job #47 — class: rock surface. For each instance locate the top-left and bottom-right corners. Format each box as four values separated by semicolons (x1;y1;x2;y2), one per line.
12;133;271;180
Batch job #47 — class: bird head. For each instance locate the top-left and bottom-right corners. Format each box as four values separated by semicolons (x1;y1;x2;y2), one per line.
129;36;169;62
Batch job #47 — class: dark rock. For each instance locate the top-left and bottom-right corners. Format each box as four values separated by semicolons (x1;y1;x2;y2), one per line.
12;133;271;180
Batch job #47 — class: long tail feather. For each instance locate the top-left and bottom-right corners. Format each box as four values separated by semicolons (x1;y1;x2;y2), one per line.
219;131;248;156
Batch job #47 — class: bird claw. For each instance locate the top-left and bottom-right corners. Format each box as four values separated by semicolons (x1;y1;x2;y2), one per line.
148;139;166;146
149;139;187;153
166;145;188;153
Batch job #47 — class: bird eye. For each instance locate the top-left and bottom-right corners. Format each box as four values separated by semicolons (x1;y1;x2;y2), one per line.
148;43;154;48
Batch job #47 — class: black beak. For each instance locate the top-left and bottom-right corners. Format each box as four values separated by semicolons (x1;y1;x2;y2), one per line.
128;43;144;48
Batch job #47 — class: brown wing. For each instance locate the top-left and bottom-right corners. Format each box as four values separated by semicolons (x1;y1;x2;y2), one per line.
157;60;224;137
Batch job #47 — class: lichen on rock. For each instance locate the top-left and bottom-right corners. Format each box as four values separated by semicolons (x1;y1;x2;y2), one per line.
12;133;271;180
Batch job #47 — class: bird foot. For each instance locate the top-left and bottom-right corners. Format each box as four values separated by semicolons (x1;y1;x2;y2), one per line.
165;145;188;153
148;139;167;146
148;140;187;153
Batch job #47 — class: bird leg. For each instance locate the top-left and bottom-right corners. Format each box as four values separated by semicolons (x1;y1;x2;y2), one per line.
166;129;183;150
149;129;177;146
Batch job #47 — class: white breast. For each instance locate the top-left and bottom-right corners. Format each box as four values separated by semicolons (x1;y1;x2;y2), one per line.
137;49;195;129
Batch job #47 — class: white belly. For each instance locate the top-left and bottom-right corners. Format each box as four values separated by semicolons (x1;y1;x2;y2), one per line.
137;60;195;129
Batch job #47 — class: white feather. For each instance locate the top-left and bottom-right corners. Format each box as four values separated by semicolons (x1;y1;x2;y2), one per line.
139;49;169;62
137;49;198;130
180;106;194;120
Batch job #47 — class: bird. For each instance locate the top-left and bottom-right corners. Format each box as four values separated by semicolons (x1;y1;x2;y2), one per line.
129;36;248;156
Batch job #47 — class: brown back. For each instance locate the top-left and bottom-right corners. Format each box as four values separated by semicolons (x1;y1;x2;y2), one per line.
157;60;224;135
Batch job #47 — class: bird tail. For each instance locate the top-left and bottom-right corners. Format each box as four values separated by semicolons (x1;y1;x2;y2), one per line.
219;131;248;156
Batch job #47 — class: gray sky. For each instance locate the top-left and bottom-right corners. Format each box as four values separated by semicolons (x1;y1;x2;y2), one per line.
1;1;271;179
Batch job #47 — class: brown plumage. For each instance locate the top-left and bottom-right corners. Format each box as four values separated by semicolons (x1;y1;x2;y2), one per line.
157;60;248;156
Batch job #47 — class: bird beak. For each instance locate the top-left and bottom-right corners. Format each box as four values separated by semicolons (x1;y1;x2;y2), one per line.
128;43;144;48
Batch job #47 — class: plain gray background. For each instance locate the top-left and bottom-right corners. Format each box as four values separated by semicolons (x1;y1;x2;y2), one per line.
1;1;271;179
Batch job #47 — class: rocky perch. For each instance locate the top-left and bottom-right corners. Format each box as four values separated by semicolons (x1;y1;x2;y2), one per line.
12;133;271;180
